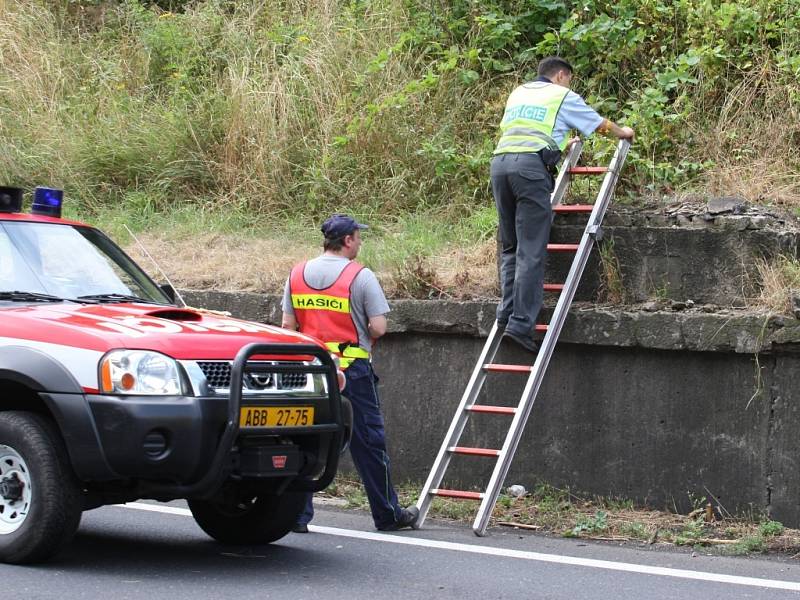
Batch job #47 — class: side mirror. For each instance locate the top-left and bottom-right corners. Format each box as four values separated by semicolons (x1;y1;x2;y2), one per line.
159;283;176;303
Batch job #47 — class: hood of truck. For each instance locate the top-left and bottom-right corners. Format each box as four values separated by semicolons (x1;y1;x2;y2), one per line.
0;302;322;360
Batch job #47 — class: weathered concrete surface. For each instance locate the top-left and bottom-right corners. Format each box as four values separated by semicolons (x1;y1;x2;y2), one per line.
378;300;798;520
183;291;796;354
379;338;771;517
766;355;800;521
547;207;800;306
183;291;800;525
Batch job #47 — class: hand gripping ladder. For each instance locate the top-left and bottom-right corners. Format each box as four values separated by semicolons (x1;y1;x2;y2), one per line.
415;139;631;536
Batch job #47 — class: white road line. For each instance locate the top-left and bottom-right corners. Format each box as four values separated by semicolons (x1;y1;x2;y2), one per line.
115;502;800;592
116;503;192;516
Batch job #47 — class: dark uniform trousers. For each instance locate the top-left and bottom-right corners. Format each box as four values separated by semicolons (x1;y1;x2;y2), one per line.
491;152;555;336
296;358;401;529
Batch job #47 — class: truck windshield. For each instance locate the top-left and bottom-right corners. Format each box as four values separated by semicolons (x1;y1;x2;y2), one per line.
0;221;171;304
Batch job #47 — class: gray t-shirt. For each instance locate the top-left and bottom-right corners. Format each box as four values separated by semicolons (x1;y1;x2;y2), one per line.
282;255;390;352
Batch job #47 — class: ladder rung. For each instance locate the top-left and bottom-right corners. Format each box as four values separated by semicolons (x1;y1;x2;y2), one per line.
483;364;533;373
543;283;564;292
569;166;608;175
547;243;579;252
466;405;517;415
553;204;594;213
431;489;484;500
448;446;501;457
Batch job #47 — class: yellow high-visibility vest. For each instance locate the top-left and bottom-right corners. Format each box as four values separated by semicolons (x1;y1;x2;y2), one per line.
493;82;570;155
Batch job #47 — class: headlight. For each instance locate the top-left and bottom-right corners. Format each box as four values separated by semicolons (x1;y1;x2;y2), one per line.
100;350;184;395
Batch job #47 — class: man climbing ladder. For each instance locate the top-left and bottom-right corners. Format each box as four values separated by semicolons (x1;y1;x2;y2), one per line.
414;55;634;536
493;55;634;353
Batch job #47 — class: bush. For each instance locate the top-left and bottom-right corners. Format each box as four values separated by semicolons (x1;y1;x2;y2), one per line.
759;520;785;537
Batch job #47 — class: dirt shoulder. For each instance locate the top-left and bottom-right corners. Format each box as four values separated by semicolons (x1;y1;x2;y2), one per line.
325;477;800;559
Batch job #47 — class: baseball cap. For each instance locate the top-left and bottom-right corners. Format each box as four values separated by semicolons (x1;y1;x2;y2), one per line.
321;214;369;239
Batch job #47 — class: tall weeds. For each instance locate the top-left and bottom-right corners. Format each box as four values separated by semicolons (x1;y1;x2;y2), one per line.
2;0;800;218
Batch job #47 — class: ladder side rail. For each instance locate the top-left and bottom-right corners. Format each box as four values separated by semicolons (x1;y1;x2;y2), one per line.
415;321;505;525
472;139;631;535
550;141;583;209
585;140;631;232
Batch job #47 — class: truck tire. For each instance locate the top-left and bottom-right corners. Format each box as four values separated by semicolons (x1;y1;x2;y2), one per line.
188;491;305;545
0;411;83;564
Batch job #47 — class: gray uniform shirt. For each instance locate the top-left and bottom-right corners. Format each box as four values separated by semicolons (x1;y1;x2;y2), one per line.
282;255;390;353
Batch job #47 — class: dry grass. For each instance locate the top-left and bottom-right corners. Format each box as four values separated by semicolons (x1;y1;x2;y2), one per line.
0;1;80;185
125;232;316;292
597;237;626;304
123;231;499;298
125;226;800;314
754;255;800;314
699;62;800;206
494;498;800;556
379;239;498;300
2;1;491;213
434;239;499;299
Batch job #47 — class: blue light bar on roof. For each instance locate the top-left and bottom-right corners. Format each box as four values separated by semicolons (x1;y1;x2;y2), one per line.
31;187;64;218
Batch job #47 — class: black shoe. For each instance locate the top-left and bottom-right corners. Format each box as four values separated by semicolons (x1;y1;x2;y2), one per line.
292;523;309;533
503;330;539;354
377;506;420;531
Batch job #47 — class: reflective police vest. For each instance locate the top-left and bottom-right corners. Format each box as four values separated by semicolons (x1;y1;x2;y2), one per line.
493;82;570;155
289;260;370;369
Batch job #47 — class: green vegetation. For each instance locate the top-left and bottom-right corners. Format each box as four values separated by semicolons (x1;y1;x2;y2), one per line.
326;476;800;556
759;520;785;537
618;521;649;541
564;510;608;537
3;0;800;217
724;535;767;555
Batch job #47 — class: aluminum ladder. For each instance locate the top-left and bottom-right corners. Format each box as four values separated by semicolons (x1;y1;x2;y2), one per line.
415;138;631;536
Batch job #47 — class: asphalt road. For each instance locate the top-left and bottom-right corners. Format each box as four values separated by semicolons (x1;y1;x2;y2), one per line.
3;501;800;599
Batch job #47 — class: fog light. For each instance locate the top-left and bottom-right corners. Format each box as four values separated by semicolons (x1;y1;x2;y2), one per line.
143;430;169;459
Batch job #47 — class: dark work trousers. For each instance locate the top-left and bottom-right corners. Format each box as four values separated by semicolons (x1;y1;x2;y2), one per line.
491;152;555;336
296;358;402;529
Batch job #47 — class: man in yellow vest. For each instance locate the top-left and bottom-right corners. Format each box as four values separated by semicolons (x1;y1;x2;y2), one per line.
493;56;635;352
282;214;419;532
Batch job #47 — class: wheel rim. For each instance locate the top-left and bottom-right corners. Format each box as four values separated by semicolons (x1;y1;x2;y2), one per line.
0;445;32;535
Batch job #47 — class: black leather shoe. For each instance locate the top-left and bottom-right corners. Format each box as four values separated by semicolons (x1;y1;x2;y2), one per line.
377;506;420;531
503;330;539;354
292;523;309;533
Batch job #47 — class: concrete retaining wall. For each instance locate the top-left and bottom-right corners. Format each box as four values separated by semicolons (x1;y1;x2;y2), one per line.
184;290;800;525
548;206;799;306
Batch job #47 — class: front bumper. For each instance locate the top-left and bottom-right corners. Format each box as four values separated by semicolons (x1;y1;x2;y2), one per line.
79;344;347;499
